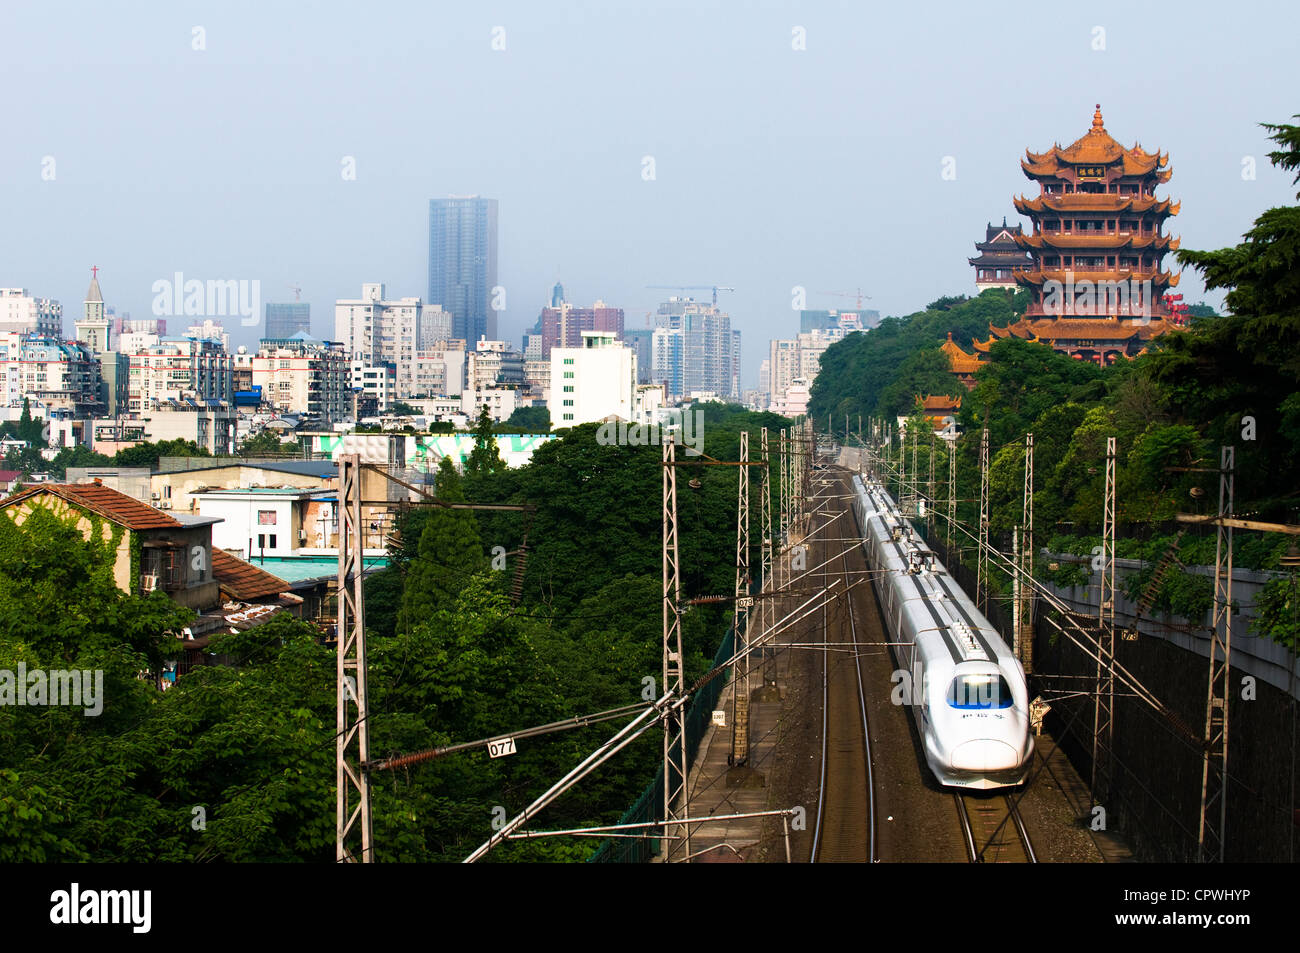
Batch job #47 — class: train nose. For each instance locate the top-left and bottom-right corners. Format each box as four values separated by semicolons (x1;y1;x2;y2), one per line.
950;740;1018;773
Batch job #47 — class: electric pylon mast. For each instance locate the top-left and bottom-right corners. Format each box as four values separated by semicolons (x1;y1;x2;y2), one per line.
1199;445;1236;863
730;431;751;765
336;454;373;862
662;438;690;861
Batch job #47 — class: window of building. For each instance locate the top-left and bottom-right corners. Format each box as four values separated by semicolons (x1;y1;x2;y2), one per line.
563;413;574;421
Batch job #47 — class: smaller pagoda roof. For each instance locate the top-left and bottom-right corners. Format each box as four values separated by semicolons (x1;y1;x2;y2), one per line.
941;333;983;373
919;393;962;411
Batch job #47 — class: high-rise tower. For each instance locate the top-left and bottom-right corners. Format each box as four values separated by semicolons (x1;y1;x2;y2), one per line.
428;196;498;345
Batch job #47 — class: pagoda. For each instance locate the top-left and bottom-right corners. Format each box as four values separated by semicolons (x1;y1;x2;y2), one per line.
970;106;1181;366
969;218;1033;293
940;332;982;390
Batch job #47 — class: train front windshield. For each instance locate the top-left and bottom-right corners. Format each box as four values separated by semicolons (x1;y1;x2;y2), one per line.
946;674;1015;709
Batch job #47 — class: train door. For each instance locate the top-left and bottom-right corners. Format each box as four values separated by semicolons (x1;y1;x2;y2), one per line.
914;655;927;732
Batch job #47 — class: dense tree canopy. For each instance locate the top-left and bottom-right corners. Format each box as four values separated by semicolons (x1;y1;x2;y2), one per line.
809;288;1030;426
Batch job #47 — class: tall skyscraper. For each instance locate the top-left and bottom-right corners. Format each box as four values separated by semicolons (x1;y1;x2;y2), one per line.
428;196;498;345
265;302;311;339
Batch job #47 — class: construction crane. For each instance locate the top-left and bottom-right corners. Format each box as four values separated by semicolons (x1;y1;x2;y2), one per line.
289;283;302;302
646;284;735;307
817;288;872;311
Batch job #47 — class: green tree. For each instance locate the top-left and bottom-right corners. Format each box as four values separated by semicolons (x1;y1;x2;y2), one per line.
0;399;48;449
464;405;506;477
239;430;295;457
112;439;211;470
504;405;551;433
398;458;487;631
876;348;961;418
1148;115;1300;518
46;444;113;479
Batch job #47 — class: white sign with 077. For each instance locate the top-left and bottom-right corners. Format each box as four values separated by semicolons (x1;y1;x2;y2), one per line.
487;737;517;758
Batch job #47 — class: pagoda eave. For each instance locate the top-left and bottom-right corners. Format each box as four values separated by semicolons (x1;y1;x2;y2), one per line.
1013;268;1178;287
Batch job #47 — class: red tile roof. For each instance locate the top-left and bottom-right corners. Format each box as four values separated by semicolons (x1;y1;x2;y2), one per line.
211;548;290;601
1;482;180;530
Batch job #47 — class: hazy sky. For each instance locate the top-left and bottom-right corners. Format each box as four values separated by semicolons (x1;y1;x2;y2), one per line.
2;0;1297;387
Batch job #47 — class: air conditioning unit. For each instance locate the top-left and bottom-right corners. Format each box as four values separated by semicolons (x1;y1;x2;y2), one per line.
159;500;171;509
141;574;160;592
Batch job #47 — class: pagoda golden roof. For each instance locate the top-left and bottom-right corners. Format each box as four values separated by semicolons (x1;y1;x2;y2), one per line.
1015;232;1180;252
974;315;1179;348
1020;316;1175;341
1013;193;1180;216
920;393;962;411
1022;105;1170;180
941;332;983;373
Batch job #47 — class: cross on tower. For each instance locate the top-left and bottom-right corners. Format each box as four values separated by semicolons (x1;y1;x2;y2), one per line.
91;266;99;279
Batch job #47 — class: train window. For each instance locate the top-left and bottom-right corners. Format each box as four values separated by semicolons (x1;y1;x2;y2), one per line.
946;675;1014;709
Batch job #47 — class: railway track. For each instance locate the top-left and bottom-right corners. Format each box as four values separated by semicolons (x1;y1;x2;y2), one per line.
811;462;876;863
954;792;1037;863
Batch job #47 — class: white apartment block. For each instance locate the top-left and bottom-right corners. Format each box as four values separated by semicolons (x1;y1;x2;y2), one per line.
403;344;465;398
461;385;518;423
116;317;165;354
351;361;396;414
252;338;350;422
127;339;234;413
523;358;550;404
141;400;237;455
185;319;230;352
118;328;162;353
335;283;454;400
769;379;811;417
0;332;103;417
465;339;524;390
0;289;62;338
549;331;636;427
767;329;851;408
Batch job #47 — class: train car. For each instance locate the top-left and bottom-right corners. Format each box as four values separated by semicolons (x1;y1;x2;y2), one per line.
851;474;1033;789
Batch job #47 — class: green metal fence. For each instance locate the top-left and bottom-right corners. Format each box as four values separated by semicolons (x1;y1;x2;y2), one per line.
587;626;736;863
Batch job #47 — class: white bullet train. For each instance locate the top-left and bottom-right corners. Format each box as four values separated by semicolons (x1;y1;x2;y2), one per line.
852;474;1033;789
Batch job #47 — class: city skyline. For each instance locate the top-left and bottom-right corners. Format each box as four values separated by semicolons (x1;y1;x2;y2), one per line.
1;2;1297;389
